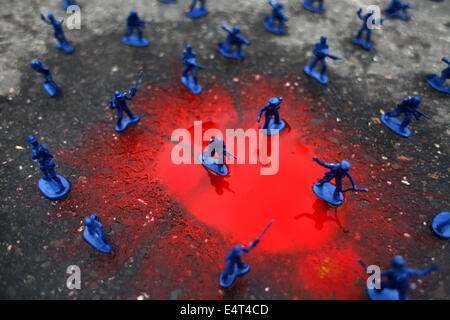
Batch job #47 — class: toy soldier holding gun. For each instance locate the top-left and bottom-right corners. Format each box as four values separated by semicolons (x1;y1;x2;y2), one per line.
425;57;450;94
257;97;286;135
217;25;250;60
41;13;74;53
304;36;341;84
383;0;418;21
220;220;274;288
200;137;236;176
263;0;289;35
181;44;206;94
312;157;368;206
381;96;430;137
109;71;143;132
122;10;150;47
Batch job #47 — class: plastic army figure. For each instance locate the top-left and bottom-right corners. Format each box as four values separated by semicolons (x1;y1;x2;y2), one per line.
383;0;418;21
425;57;450;94
304;36;341;84
358;256;439;300
62;0;78;9
257;97;286;135
30;60;60;97
187;0;209;19
83;214;112;253
41;13;74;54
220;220;273;288
181;44;206;94
28;135;71;200
122;10;149;47
263;1;288;35
302;0;325;13
217;25;250;60
200;137;236;176
109;71;143;132
312;157;368;206
380;96;430;137
352;8;386;51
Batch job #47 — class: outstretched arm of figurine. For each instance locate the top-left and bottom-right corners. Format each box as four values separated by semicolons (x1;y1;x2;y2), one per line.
380;269;394;277
257;105;268;122
268;0;276;8
407;264;439;277
357;8;363;20
245;239;259;252
442;57;450;65
346;172;357;189
312;156;334;169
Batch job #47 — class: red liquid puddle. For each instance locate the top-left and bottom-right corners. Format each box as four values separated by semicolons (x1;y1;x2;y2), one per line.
53;75;432;299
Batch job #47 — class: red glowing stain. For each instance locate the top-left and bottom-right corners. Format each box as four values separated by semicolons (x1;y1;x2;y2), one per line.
157;127;349;252
53;74;428;299
297;246;364;299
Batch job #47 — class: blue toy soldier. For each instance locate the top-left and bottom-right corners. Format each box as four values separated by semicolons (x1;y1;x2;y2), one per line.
304;36;342;85
380;96;430;137
352;8;386;51
181;44;206;94
220;220;273;288
257;97;286;135
302;0;325;13
358;256;439;300
187;0;209;18
122;10;149;47
217;25;250;60
110;71;143;132
62;0;78;10
83;214;112;253
28;135;70;200
41;13;74;54
30;60;60;97
200;137;236;176
263;1;288;35
383;0;418;20
312;157;368;206
425;57;450;94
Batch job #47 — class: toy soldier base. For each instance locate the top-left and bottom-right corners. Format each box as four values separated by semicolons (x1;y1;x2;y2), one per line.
351;37;371;51
380;114;410;137
217;42;244;60
219;263;250;288
302;0;324;13
432;211;450;239
122;35;149;47
159;0;177;3
313;182;344;206
181;74;202;94
43;80;60;97
116;115;140;132
38;175;71;200
199;154;228;176
367;288;401;300
260;118;286;135
425;74;450;94
263;16;285;35
304;64;328;84
187;7;208;19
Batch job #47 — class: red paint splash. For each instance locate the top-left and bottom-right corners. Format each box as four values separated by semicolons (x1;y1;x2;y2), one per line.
52;74;437;299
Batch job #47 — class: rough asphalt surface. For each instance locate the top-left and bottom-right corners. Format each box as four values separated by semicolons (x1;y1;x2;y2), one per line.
0;0;449;299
